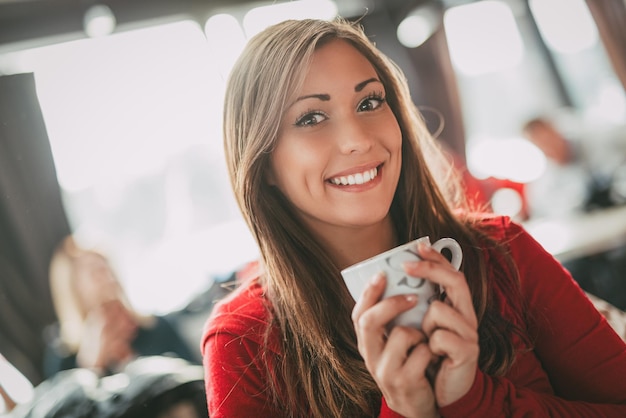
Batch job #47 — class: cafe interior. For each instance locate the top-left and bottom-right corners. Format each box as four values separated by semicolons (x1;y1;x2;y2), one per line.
1;0;626;415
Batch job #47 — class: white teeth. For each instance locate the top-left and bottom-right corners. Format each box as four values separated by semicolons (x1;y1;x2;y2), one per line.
330;167;378;186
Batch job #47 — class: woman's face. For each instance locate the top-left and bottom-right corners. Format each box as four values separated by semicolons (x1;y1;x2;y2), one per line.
269;39;402;238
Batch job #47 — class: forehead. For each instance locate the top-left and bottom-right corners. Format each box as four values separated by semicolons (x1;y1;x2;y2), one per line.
297;39;379;91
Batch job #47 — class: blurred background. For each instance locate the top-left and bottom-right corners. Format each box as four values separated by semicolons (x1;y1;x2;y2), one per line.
1;0;625;399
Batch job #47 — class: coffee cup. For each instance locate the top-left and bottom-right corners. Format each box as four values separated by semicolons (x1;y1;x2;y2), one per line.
341;236;462;330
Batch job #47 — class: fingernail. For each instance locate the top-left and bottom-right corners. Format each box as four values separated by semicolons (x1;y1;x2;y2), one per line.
418;243;431;252
405;294;417;303
402;261;418;270
370;272;384;285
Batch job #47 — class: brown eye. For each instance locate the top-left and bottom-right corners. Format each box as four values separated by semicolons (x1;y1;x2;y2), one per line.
357;95;385;112
295;112;327;127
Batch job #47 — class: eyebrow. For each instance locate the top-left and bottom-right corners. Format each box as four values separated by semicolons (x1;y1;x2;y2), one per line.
292;77;382;104
354;77;380;92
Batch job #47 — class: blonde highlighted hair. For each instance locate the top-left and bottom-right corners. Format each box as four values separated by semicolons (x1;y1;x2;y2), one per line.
223;18;522;417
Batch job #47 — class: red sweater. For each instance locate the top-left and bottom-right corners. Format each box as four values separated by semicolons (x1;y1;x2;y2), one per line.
201;216;626;417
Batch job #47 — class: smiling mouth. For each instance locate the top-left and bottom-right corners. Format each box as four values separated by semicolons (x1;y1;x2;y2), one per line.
328;165;379;186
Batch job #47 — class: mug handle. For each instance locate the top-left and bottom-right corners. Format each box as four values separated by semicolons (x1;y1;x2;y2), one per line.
431;238;463;270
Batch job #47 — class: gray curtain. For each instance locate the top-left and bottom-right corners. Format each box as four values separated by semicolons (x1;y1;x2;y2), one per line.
0;73;71;385
586;0;626;92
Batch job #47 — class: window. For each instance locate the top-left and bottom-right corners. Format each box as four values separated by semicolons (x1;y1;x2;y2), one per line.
0;20;257;313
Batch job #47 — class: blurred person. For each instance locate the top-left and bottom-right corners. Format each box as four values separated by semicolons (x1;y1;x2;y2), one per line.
202;18;626;417
521;116;592;218
43;235;197;378
524;118;626;309
523;117;576;166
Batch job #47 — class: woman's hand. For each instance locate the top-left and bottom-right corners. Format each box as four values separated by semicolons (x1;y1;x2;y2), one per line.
352;273;439;418
408;243;479;407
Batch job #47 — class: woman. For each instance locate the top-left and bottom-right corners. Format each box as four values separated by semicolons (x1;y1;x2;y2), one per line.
44;235;197;377
202;18;626;417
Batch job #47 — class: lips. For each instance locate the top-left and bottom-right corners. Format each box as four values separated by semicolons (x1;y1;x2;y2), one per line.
328;166;379;186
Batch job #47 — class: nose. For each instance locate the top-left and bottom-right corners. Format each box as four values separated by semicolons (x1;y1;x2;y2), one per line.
336;115;374;154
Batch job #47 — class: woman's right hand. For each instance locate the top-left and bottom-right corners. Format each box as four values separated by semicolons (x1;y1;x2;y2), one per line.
77;300;137;371
352;273;439;418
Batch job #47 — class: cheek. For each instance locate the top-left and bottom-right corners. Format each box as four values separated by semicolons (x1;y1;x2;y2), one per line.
269;145;293;190
372;107;401;139
271;137;326;189
383;115;403;154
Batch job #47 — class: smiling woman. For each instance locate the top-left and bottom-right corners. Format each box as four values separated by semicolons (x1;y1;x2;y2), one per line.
203;17;626;418
267;40;402;248
1;0;626;414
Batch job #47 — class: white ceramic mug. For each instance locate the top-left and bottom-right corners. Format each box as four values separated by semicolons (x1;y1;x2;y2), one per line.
341;236;463;330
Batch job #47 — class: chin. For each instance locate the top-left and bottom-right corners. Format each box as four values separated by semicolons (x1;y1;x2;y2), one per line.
340;209;391;229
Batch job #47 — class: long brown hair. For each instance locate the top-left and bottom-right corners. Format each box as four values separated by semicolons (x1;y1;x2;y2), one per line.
223;18;523;417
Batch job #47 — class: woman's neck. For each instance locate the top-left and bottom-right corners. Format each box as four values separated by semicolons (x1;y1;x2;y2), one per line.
313;215;398;270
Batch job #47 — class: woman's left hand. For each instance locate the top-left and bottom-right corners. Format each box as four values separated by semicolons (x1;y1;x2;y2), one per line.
406;243;480;407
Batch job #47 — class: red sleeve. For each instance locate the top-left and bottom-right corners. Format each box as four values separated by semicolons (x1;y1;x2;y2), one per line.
439;218;626;417
201;279;281;417
203;330;280;417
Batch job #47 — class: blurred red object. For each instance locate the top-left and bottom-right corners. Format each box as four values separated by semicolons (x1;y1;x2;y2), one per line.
454;153;528;220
